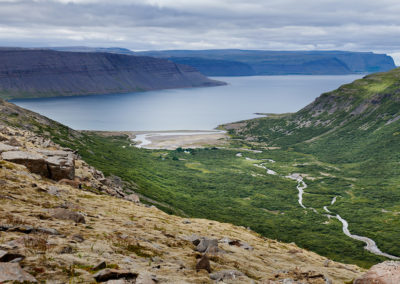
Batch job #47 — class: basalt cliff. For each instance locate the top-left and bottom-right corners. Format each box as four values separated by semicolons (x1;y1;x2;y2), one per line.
0;48;225;100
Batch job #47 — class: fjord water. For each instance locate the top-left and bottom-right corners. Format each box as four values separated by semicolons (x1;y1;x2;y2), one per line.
12;75;362;131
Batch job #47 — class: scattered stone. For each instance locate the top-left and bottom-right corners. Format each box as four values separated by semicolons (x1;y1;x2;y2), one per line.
7;225;34;234
51;208;86;224
124;194;140;203
72;234;85;243
219;237;253;250
0;263;37;282
94;261;107;271
196;254;211;273
35;227;60;235
182;220;191;224
47;185;62;196
354;261;400;284
136;273;158;284
0;142;18;153
105;280;128;284
93;268;138;282
0;250;25;262
7;137;22;147
195;237;219;253
59;245;74;254
209;270;245;281
324;259;331;267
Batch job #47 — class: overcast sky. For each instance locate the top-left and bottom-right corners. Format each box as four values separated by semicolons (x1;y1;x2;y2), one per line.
1;0;400;64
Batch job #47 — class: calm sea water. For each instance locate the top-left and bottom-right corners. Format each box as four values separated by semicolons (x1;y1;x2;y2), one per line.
11;75;362;131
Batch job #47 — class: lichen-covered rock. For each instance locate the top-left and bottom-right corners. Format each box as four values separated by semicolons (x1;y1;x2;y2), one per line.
209;269;245;281
93;268;138;282
354;261;400;284
1;149;75;181
0;263;37;282
196;254;211;273
51;208;86;224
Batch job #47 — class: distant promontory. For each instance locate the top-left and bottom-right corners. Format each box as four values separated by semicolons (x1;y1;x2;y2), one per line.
0;48;225;100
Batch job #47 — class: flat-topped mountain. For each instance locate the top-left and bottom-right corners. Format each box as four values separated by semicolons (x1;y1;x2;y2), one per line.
0;49;225;100
136;49;396;76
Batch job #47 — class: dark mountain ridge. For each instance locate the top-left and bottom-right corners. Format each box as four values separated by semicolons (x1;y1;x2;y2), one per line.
0;48;225;99
136;49;396;76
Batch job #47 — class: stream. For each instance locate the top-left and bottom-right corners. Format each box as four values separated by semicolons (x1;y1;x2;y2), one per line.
239;152;399;260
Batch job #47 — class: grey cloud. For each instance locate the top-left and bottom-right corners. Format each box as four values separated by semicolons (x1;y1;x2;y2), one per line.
0;0;400;63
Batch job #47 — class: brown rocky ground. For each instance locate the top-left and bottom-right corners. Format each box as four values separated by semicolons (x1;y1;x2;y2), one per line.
0;124;367;283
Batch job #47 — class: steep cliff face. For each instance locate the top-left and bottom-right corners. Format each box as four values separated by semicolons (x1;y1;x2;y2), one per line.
137;49;397;76
0;49;225;99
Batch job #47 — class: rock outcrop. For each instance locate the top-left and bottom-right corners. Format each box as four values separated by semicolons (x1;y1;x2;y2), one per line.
354;261;400;284
0;49;225;99
0;263;37;282
1;149;75;181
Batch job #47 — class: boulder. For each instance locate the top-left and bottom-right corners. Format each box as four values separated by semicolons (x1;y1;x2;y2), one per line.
136;273;158;284
125;194;140;203
209;270;245;281
94;261;107;271
51;208;86;224
354;261;400;284
0;250;25;262
47;185;62;196
0;142;18;153
196;254;211;273
7;137;22;147
93;268;138;282
1;149;75;181
195;238;219;253
0;263;37;282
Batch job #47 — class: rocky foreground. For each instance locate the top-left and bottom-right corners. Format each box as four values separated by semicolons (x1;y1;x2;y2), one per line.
0;124;398;283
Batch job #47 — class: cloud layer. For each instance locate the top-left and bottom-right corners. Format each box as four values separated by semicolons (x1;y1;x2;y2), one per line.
1;0;400;63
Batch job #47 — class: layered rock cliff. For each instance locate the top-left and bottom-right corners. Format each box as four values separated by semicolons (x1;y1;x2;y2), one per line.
137;49;397;76
0;49;225;100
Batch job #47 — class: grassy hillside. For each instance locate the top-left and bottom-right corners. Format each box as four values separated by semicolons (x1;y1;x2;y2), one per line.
1;68;399;269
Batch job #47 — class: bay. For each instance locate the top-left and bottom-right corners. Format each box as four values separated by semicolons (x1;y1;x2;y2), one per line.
11;75;363;131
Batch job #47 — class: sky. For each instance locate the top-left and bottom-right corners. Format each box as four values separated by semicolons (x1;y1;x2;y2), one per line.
1;0;400;64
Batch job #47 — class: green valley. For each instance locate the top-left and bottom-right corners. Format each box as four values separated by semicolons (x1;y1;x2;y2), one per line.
1;68;400;270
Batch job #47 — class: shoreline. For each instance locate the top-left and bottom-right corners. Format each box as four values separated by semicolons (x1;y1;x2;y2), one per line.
131;130;227;150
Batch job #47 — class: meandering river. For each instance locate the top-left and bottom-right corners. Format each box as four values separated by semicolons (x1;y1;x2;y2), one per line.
238;152;399;260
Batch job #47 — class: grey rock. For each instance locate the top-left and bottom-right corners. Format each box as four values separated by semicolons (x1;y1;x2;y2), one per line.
47;185;61;196
209;269;245;281
72;234;84;243
35;227;60;235
354;261;400;284
1;149;75;181
0;263;37;282
93;268;138;282
196;238;219;253
124;194;140;203
196;254;211;273
7;137;22;147
0;142;18;153
51;208;86;224
94;261;107;271
136;273;157;284
0;250;25;262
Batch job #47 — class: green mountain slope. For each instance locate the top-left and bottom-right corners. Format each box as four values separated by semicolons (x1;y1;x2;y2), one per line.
2;68;399;269
232;68;400;164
